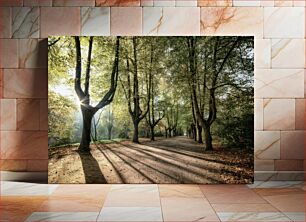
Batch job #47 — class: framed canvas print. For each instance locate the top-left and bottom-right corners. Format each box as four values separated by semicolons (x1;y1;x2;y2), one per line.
48;36;254;184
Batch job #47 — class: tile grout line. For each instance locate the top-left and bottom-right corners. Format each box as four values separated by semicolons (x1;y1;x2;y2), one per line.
157;184;165;222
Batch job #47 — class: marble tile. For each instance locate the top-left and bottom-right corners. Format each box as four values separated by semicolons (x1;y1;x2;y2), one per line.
0;7;11;38
260;0;274;6
161;197;219;221
40;99;48;130
81;7;110;36
263;99;295;130
0;99;16;131
154;0;175;6
176;0;197;6
271;39;305;68
12;7;39;38
255;69;304;98
275;160;304;171
200;7;263;37
96;0;140;6
103;185;160;207
255;171;304;181
283;212;305;221
264;7;305;38
24;0;52;6
40;7;80;38
248;181;304;189
0;69;2;98
198;0;232;6
3;69;47;98
0;131;48;159
217;212;291;221
143;7;200;35
141;0;153;6
212;203;278;212
17;99;40;130
98;207;163;221
159;184;204;198
26;212;99;222
257;189;305;212
295;99;304;130
0;39;18;68
255;39;271;69
233;0;261;6
280;131;304;160
255;131;280;160
255;99;263;130
52;184;111;199
293;0;305;6
274;0;293;6
110;7;142;35
27;159;48;172
38;196;104;212
0;196;47;221
53;0;95;6
1;181;58;196
254;160;274;171
0;0;22;6
200;185;266;204
0;159;27;171
19;39;48;68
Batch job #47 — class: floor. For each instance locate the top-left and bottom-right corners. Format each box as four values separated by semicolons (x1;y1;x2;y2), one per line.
0;181;305;221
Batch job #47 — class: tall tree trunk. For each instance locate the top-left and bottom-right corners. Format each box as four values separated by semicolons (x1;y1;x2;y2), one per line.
203;124;213;151
107;126;112;140
79;108;94;152
133;122;139;143
197;124;203;143
150;126;155;141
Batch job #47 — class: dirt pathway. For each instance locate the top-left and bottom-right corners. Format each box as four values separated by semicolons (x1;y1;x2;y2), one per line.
48;136;253;184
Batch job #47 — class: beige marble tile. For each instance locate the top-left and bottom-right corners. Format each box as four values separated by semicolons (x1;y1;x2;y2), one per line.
159;184;204;198
0;99;16;131
17;99;40;130
143;7;200;35
81;7;110;36
255;160;275;171
256;69;304;98
212;203;278;212
0;7;11;38
53;0;95;6
280;131;304;160
255;39;271;69
103;185;160;207
3;69;47;99
264;7;305;38
98;207;163;221
200;185;266;204
293;0;305;6
0;39;18;68
141;0;153;6
198;0;232;6
200;7;263;37
176;0;197;6
0;131;48;159
255;131;280;160
110;7;142;35
154;0;175;6
233;0;260;6
261;0;274;6
271;39;305;68
255;99;263;130
274;0;293;6
217;212;291;221
295;99;305;130
40;7;80;38
263;99;295;130
12;7;39;38
161;197;219;221
19;39;48;68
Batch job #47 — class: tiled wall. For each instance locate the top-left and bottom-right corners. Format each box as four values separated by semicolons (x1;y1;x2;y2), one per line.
0;0;305;181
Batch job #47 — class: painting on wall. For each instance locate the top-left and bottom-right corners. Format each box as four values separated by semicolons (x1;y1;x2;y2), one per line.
48;36;254;184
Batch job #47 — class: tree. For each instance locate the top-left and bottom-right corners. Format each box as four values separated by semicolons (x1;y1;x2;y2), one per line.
74;36;120;152
121;37;150;143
